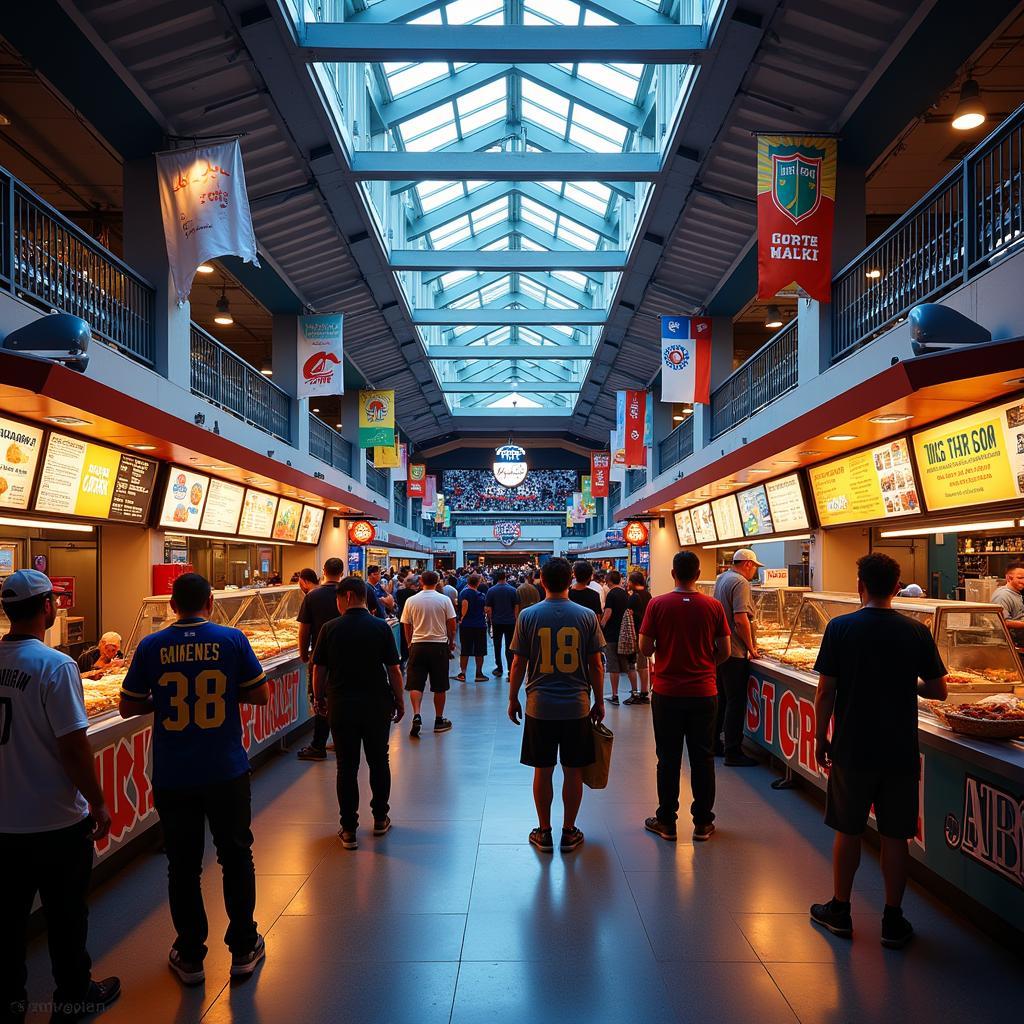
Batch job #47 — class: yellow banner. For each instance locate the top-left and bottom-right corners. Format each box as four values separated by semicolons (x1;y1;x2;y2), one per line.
373;440;401;468
358;389;394;447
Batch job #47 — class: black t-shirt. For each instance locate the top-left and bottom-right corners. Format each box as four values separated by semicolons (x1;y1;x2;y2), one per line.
296;584;341;656
603;587;630;642
813;608;945;775
313;607;399;701
628;590;652;632
395;587;417;615
569;587;603;619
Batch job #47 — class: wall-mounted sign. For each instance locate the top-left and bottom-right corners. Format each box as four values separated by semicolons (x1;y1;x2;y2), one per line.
711;495;744;541
673;508;696;547
690;503;717;544
297;505;325;545
297;313;344;400
239;489;278;539
0;416;44;510
158;468;210;530
605;527;625;546
737;485;774;537
623;520;649;546
200;478;245;534
493;521;522;547
348;520;376;545
764;473;810;533
809;438;921;526
493;444;528;488
272;498;303;542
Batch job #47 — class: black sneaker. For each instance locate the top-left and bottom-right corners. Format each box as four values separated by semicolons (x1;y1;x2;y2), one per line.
410;714;422;738
49;978;121;1021
692;822;716;842
373;816;392;836
724;753;758;767
810;899;853;938
560;826;585;852
168;948;205;985
644;816;677;841
622;693;642;705
230;935;266;978
637;693;651;704
338;828;358;850
529;827;554;852
607;694;620;706
492;667;503;677
434;717;453;732
881;909;914;949
296;746;327;761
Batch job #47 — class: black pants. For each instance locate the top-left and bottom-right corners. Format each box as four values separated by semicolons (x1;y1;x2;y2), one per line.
330;692;393;832
0;818;94;1013
307;663;331;751
492;623;515;671
153;772;258;961
651;693;717;827
716;657;750;757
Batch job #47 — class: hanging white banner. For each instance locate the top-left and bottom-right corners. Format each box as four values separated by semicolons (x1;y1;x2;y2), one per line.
297;314;344;399
155;140;259;304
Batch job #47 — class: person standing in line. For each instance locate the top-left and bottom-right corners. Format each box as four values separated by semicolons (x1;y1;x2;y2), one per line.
531;568;546;603
442;575;460;613
295;560;343;763
313;577;405;850
394;574;421;669
119;573;269;985
623;572;652;705
401;571;456;738
990;562;1024;645
457;574;489;683
639;552;730;842
485;569;520;678
600;571;633;706
712;549;761;767
507;558;605;853
365;565;394;618
517;569;541;612
0;571;120;1023
569;561;603;618
810;553;947;948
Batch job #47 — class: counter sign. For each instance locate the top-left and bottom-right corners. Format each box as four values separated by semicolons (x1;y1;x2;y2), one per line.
348;520;376;545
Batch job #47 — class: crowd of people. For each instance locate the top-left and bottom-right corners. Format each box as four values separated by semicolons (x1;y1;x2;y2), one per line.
440;469;577;512
0;547;948;1019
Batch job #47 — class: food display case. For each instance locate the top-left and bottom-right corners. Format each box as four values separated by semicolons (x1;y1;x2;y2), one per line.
751;586;810;661
696;580;716;597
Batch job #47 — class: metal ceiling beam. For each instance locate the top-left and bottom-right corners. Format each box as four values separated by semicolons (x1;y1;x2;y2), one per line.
440;381;583;393
299;24;707;63
344;0;681;28
431;269;596;309
428;345;593;359
433;324;589;347
391;249;625;271
352;152;660;180
449;405;574;416
413;307;606;325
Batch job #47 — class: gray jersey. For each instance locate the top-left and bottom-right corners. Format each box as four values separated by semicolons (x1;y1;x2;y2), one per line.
714;569;754;658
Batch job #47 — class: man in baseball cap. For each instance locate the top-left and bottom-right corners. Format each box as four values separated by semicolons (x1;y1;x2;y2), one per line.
732;548;764;569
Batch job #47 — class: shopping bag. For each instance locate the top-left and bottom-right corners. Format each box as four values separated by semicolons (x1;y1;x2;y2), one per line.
581;722;614;789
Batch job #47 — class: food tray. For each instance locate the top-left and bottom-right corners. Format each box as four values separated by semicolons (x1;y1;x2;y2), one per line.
945;712;1024;739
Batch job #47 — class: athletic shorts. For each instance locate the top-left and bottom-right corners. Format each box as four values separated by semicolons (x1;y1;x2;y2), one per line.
605;647;636;674
825;766;919;839
405;642;451;693
459;625;488;657
520;714;595;769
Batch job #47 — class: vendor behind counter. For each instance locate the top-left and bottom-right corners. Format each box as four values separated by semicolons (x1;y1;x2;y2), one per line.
77;630;124;679
989;562;1024;647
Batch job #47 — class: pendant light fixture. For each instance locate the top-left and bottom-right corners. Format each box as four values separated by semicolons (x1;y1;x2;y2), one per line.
214;284;234;326
260;358;273;377
951;77;986;131
764;305;783;329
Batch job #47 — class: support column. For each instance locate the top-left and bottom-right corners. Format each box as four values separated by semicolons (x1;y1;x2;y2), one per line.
271;314;306;454
338;391;366;484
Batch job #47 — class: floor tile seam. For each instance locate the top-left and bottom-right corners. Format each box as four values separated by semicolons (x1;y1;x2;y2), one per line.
199;978;232;1020
725;907;768;965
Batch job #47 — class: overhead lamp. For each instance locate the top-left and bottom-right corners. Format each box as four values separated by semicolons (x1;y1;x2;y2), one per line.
799;450;823;456
312;407;321;413
825;434;858;442
774;459;799;465
951;78;986;131
869;414;913;424
748;468;771;474
214;286;234;326
335;422;343;429
881;520;1014;539
260;358;273;377
127;443;158;451
865;268;882;280
196;263;215;274
672;414;685;422
764;305;784;329
0;516;93;533
45;415;93;426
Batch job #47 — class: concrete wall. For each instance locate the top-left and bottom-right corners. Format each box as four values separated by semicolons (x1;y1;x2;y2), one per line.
99;526;163;641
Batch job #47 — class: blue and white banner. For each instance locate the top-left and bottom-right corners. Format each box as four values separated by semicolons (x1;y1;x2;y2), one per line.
660;316;712;404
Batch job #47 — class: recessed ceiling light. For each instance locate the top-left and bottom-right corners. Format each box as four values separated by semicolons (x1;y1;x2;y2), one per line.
748;468;771;474
774;459;799;465
196;263;215;274
312;407;321;413
799;450;823;456
672;414;684;422
869;414;913;424
865;268;882;280
1003;377;1024;387
193;463;227;470
127;443;158;451
45;415;92;426
825;434;858;442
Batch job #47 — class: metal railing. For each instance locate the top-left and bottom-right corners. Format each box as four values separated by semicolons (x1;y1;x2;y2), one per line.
625;467;647;496
190;324;291;441
710;319;798;439
308;415;353;475
831;102;1024;361
365;460;389;497
657;415;695;475
2;166;155;365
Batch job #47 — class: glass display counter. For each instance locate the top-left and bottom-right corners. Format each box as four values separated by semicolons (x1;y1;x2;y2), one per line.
751;586;810;660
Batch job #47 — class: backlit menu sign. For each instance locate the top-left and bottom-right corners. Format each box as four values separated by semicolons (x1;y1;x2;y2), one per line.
711;495;744;541
158;468;210;530
912;398;1024;512
35;433;157;523
239;489;278;539
764;474;811;533
0;416;44;510
297;505;325;545
737;485;774;537
272;498;303;542
673;508;696;547
200;479;245;534
690;503;717;543
809;438;921;527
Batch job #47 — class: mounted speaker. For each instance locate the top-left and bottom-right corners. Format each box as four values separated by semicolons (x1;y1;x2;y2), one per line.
909;304;992;356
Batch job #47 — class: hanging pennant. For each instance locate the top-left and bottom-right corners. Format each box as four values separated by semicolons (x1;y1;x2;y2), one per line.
408;462;426;498
297;314;344;400
591;452;610;498
624;389;646;468
358;390;394;448
373;439;401;469
660;317;712;404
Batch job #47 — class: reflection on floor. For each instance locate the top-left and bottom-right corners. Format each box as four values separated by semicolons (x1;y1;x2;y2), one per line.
26;674;1023;1023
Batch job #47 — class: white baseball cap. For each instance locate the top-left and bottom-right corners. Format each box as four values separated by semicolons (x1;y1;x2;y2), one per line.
732;548;764;567
1;569;67;602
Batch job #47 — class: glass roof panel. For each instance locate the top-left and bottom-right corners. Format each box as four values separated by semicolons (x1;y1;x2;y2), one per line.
444;0;505;24
385;62;450;97
522;0;582;26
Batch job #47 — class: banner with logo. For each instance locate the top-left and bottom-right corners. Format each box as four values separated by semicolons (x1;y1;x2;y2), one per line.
443;506;450;528
358;390;394;448
493;521;521;547
571;491;587;524
756;134;837;302
582;475;595;518
591;452;610;498
155;140;260;304
408;462;426;498
566;496;573;529
493;444;528;488
624;389;646;468
423;475;437;515
660;316;711;404
373;439;401;469
297;314;344;399
435;492;445;525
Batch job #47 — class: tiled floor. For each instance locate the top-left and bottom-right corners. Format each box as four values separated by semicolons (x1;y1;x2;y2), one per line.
26;675;1023;1022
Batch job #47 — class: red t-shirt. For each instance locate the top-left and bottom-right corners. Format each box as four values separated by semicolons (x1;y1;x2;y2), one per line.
639;590;730;697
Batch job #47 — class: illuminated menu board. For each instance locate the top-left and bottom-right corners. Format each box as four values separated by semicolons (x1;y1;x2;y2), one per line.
0;416;45;510
297;505;325;545
690;503;717;544
200;479;245;534
809;438;921;526
673;509;696;547
158;468;210;530
711;495;744;541
239;489;278;539
737;485;774;537
272;498;303;542
36;433;157;523
764;474;810;533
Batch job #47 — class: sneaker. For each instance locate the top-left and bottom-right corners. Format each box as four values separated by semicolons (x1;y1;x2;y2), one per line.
492;667;503;677
607;694;620;706
881;909;914;949
373;816;392;836
644;816;677;841
230;935;266;978
560;826;585;852
474;675;488;682
434;717;453;733
338;828;358;850
410;714;422;738
455;672;466;682
622;693;642;705
529;827;554;852
692;822;716;842
296;746;327;761
168;948;204;985
724;753;759;767
49;978;121;1021
810;898;853;938
637;693;651;704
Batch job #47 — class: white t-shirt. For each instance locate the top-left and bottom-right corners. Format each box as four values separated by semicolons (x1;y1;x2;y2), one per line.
0;638;90;832
401;589;456;644
588;580;606;610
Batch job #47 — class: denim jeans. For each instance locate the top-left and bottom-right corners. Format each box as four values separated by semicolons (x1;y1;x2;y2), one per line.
651;692;717;827
491;624;515;671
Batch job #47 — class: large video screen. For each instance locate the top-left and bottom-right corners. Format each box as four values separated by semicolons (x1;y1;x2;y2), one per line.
441;469;577;512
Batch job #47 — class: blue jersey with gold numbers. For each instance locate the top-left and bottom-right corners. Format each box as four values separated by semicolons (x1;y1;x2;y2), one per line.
120;617;265;788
